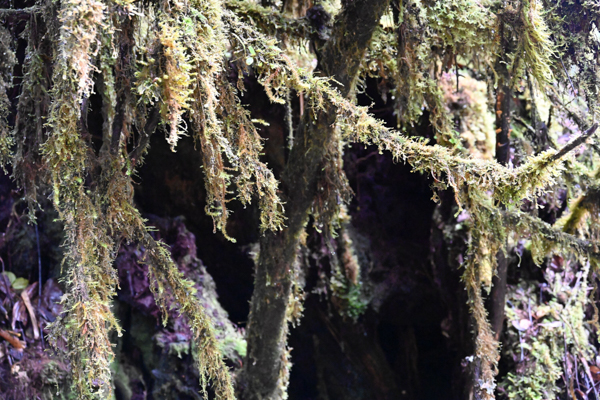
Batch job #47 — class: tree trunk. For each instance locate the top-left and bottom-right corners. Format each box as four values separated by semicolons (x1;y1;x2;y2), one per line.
242;1;391;398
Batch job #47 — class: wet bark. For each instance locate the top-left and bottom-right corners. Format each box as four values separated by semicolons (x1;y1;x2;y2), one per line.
488;23;512;342
488;79;511;341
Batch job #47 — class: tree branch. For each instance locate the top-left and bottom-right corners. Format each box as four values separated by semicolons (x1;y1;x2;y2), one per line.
547;123;598;163
0;7;38;22
488;21;512;341
502;210;600;260
0;6;38;15
225;0;312;39
546;89;589;133
110;94;126;154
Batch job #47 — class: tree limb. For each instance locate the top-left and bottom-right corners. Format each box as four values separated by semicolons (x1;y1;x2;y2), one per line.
225;0;312;39
488;22;512;341
502;210;600;260
547;123;598;163
0;7;38;23
0;6;38;15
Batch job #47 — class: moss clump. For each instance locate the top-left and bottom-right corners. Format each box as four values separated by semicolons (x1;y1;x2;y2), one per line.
440;73;496;159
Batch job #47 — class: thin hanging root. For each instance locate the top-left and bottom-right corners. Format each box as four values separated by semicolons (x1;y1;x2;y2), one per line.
0;26;15;170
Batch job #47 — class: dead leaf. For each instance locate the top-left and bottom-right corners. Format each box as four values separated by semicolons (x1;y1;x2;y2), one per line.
11;300;27;330
21;289;39;340
590;365;600;382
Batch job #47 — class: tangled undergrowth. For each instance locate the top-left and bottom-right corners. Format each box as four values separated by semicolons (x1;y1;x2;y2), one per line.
1;0;600;398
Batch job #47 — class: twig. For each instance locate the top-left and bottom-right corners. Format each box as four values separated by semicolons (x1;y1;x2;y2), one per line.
580;357;600;400
286;91;294;151
560;56;578;96
548;123;598;163
0;329;23;349
0;6;38;15
0;6;38;23
561;316;600;400
563;328;572;396
519;331;524;362
575;355;581;391
35;223;44;348
455;53;459;93
110;94;126;154
547;89;588;132
502;210;600;260
513;115;536;134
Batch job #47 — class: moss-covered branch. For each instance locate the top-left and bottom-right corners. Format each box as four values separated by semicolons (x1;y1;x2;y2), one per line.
225;0;312;39
503;210;600;260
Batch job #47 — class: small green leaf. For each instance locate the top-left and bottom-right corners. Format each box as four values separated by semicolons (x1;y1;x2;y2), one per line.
12;277;29;291
1;271;16;285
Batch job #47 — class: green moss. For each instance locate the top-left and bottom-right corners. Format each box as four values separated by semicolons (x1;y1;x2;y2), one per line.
0;26;15;170
500;262;594;400
424;0;497;50
220;336;247;359
512;0;555;86
2;0;600;398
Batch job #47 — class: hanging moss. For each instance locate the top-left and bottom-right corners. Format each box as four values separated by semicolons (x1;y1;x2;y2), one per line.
512;0;555;87
0;25;15;170
1;0;600;398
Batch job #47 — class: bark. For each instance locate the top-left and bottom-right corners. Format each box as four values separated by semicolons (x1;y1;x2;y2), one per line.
242;1;390;398
488;23;512;342
488;80;510;341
